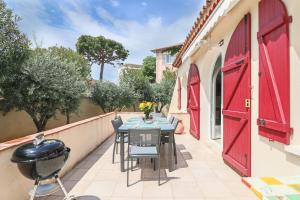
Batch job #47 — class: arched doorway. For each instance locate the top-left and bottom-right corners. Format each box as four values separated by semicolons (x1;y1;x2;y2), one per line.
211;56;222;141
187;64;200;140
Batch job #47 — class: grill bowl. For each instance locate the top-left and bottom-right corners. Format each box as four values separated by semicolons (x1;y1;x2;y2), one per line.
11;139;70;180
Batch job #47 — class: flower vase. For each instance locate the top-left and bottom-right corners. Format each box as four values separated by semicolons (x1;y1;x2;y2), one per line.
145;112;150;120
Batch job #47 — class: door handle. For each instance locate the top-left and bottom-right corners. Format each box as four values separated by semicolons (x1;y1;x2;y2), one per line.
245;99;251;108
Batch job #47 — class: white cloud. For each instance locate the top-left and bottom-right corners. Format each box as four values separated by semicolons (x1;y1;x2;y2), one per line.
6;0;198;81
110;0;120;7
142;2;147;7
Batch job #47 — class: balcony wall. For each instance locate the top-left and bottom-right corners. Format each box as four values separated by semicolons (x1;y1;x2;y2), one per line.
0;98;104;142
0;112;115;200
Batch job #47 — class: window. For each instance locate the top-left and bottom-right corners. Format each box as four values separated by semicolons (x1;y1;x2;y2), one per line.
163;53;175;64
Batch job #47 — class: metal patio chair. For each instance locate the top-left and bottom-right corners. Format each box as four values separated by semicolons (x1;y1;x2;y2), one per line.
168;115;175;123
127;128;161;186
111;116;127;164
161;117;179;164
150;112;162;118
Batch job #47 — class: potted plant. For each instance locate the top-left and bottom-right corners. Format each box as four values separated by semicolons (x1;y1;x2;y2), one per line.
139;101;155;120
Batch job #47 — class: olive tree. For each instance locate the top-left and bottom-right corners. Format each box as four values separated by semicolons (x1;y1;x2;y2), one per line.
48;46;91;123
0;0;29;82
49;46;91;79
152;69;176;111
0;49;86;132
76;35;129;80
91;81;136;113
119;68;153;105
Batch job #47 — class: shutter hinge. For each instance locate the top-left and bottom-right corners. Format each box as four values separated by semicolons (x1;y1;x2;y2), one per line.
257;118;266;126
258;72;262;77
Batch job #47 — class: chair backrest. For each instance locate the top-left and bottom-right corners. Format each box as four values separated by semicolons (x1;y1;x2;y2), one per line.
111;117;123;133
150;112;162;118
172;117;179;130
168;116;175;123
128;128;161;148
115;115;123;123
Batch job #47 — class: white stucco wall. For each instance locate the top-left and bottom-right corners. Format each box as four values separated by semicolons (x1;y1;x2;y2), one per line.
170;0;300;176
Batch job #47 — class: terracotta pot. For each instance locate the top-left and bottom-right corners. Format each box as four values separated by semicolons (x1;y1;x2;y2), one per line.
175;120;184;134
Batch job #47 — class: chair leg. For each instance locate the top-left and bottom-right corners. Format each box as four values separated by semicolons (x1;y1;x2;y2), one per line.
158;157;160;186
173;136;177;164
153;158;156;171
131;158;133;171
112;142;116;164
116;143;119;154
127;156;130;187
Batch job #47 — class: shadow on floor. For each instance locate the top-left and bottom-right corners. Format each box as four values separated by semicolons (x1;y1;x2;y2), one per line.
38;135;194;198
37;137;114;200
126;141;193;186
73;195;100;200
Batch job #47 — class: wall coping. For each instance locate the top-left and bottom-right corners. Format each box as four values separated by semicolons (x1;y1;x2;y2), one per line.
169;112;189;115
0;112;114;152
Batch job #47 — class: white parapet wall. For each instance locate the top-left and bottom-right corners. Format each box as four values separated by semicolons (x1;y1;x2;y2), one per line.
118;112;143;121
0;112;115;200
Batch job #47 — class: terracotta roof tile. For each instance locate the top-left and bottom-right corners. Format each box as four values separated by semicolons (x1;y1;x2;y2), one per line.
151;43;183;53
173;0;221;68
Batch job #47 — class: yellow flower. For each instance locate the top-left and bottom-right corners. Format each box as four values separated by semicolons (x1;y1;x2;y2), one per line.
146;102;152;108
139;102;146;110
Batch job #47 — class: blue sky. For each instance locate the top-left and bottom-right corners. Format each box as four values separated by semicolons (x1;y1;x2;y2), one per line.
5;0;204;82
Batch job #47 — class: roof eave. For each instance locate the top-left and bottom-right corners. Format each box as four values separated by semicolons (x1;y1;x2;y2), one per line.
172;0;221;68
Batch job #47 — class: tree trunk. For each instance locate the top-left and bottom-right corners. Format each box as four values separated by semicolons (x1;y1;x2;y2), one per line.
133;104;136;112
27;111;49;133
65;109;70;124
34;120;47;133
159;103;164;112
100;63;105;81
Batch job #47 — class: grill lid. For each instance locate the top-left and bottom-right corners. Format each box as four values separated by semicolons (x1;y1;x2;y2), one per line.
11;139;66;163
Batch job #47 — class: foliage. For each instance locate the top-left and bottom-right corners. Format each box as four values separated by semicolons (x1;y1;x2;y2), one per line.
76;35;129;80
0;49;86;131
142;56;156;83
119;68;153;103
47;47;91;123
48;46;91;79
0;0;29;81
168;45;182;56
163;68;176;81
152;69;176;111
91;81;136;113
139;101;155;118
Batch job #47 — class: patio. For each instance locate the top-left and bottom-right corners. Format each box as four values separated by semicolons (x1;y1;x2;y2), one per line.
39;132;257;200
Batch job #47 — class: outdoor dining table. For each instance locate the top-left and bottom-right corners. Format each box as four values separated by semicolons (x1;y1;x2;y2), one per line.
118;117;175;172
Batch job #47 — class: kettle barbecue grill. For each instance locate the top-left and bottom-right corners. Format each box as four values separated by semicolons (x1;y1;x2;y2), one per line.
11;134;74;200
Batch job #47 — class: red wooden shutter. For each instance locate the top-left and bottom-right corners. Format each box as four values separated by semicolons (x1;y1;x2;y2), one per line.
222;14;251;176
177;77;182;110
188;64;200;140
257;0;292;144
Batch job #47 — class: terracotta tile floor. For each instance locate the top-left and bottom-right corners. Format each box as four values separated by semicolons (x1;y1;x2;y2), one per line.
38;133;257;200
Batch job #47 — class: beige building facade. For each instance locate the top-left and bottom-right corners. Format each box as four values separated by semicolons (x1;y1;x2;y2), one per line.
169;0;300;177
152;44;182;82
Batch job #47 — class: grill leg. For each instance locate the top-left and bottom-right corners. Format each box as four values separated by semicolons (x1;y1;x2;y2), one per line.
55;175;75;200
29;179;39;200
